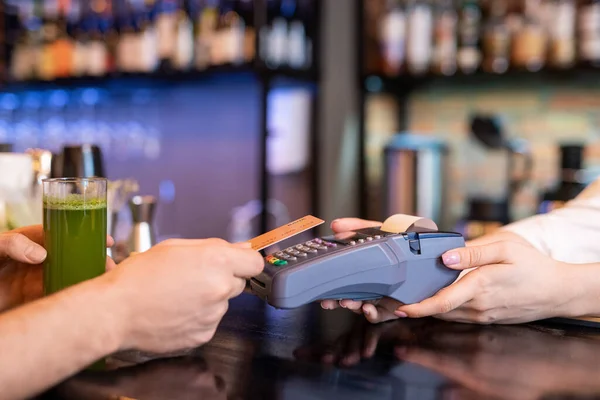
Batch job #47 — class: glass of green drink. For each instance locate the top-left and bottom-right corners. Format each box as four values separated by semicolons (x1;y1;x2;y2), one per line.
42;178;107;295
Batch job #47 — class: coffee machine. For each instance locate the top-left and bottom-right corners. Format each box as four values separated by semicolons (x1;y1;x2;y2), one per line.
455;115;533;240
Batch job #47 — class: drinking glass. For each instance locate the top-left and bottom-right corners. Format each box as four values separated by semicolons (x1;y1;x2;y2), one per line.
42;177;107;294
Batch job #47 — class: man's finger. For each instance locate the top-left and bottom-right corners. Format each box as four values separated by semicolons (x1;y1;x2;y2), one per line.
0;233;47;264
330;218;381;233
362;303;399;324
217;247;264;279
105;256;117;271
10;225;44;245
396;271;480;318
441;241;513;270
320;300;340;310
339;299;363;311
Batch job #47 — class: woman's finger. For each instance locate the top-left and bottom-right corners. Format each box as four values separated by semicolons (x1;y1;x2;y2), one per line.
397;271;481;318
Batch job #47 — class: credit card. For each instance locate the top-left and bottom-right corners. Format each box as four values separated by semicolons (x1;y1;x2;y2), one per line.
248;215;325;251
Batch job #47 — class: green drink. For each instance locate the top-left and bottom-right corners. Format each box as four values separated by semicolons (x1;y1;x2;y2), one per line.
42;178;107;295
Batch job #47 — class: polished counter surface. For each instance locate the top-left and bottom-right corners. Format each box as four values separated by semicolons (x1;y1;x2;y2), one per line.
40;293;600;400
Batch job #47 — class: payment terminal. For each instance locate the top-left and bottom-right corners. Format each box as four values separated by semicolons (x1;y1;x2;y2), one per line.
249;214;465;309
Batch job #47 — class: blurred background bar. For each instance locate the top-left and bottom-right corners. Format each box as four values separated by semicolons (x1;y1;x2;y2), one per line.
1;0;600;255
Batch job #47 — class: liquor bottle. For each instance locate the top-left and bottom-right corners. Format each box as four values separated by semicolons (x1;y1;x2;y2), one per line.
380;0;406;76
52;0;75;78
482;0;510;74
10;0;38;81
259;0;279;67
195;0;219;70
37;0;59;81
406;0;433;75
116;0;136;73
432;0;457;76
578;0;600;67
132;0;158;73
512;0;547;72
238;0;256;63
538;144;587;213
174;0;194;70
548;0;575;69
456;0;481;74
212;0;245;66
156;0;178;71
87;0;110;77
362;0;385;75
71;0;90;77
287;0;312;69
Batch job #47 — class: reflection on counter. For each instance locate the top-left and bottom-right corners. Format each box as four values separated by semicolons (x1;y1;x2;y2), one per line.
43;297;600;400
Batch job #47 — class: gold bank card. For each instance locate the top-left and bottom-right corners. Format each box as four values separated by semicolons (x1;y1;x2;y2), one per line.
248;215;325;251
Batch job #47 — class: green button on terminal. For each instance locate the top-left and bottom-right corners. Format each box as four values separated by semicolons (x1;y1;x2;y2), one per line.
274;260;288;266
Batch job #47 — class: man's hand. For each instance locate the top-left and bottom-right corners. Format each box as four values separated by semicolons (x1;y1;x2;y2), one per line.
318;218;405;323
106;238;264;353
0;225;115;312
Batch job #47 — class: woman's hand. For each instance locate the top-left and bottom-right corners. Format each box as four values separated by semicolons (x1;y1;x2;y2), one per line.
319;217;578;325
0;225;115;312
397;239;580;324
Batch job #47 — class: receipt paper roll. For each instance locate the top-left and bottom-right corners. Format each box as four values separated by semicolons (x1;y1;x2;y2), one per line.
380;214;438;234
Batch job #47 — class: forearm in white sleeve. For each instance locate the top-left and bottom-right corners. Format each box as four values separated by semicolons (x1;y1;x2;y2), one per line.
501;178;600;264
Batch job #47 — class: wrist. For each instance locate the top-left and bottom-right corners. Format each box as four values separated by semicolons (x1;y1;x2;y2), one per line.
558;263;600;318
72;272;130;354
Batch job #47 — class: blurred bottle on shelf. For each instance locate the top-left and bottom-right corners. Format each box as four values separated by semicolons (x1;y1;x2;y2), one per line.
512;0;547;71
363;0;386;75
239;0;256;63
380;0;406;76
37;0;58;81
578;0;600;67
156;0;178;71
482;0;510;74
456;0;482;74
194;0;219;70
212;0;245;66
174;0;194;70
260;0;313;70
538;143;587;213
406;0;433;75
548;0;576;69
432;0;457;76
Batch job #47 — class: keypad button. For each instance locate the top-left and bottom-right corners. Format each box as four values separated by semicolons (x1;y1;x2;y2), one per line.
276;252;286;257
374;235;382;239
314;238;323;244
295;245;305;250
274;260;288;266
323;241;337;248
366;237;373;241
350;241;356;246
297;252;308;257
358;239;365;244
286;256;297;261
305;241;314;246
266;255;281;265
